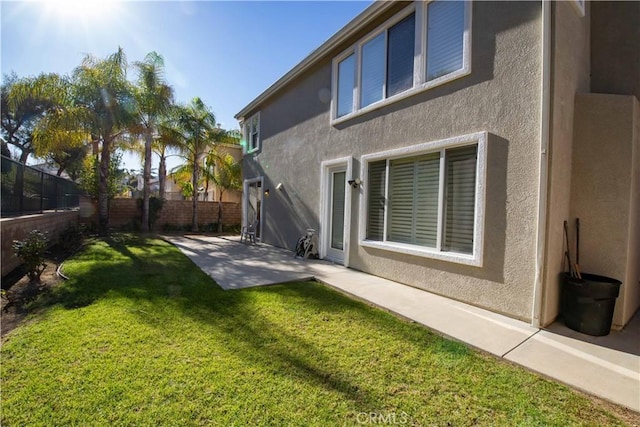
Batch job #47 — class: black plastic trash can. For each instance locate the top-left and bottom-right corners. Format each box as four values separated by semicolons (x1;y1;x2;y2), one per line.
561;273;622;336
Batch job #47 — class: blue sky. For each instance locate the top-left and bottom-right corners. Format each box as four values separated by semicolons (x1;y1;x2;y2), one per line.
1;0;371;171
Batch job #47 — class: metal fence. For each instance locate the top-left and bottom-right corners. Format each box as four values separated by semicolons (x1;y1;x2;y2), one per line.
1;155;80;217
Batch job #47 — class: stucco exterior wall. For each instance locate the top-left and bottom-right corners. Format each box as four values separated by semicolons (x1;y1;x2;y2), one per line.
244;1;543;320
540;1;591;326
590;1;640;100
570;94;639;328
629;99;640;323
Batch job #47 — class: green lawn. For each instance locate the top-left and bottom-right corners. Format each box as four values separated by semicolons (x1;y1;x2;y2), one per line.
0;235;630;426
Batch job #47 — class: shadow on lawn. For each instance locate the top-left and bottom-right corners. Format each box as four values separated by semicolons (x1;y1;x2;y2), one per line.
36;235;468;411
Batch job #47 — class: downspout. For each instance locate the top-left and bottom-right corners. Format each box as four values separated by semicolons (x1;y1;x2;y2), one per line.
532;0;552;328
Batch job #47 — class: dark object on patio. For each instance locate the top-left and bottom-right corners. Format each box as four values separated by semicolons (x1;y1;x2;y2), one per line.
561;272;621;336
295;229;318;259
240;220;258;244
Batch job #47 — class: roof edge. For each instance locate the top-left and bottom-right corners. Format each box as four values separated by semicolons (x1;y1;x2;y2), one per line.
234;0;395;121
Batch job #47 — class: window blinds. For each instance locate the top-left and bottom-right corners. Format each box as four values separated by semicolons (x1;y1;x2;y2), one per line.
360;33;385;108
367;160;387;240
387;154;440;247
337;54;355;117
443;145;477;254
387;14;415;97
426;0;465;81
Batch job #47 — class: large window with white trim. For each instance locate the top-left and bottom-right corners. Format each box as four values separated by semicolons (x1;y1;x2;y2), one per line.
361;132;486;266
244;113;260;153
332;0;471;122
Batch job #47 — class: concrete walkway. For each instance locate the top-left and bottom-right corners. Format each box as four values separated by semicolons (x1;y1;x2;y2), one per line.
166;234;640;412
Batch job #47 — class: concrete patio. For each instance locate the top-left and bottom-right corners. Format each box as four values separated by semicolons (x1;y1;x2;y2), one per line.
165;234;640;412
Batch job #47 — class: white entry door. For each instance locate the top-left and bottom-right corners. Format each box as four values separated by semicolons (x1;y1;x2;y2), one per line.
322;158;352;265
243;177;263;241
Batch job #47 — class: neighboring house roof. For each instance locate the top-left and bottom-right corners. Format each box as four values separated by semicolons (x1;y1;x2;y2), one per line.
235;0;393;121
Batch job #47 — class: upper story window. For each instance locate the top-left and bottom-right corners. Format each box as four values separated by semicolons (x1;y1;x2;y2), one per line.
332;0;471;123
244;112;260;153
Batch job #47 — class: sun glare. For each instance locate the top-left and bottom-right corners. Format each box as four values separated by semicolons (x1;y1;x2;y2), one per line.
43;0;119;23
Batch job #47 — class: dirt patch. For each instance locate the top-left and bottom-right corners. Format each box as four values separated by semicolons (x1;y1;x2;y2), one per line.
1;245;72;339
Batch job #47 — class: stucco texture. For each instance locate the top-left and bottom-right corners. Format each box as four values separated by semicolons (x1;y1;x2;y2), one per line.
540;1;591;326
243;1;542;321
570;94;640;328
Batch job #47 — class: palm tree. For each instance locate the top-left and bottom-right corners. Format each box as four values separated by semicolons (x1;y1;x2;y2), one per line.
72;48;136;234
210;151;242;232
155;111;184;200
132;52;174;232
174;98;217;232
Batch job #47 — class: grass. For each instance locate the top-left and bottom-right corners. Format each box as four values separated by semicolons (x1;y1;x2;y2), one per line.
0;235;631;426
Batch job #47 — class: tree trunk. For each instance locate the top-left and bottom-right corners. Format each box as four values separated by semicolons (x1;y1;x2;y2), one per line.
217;189;224;233
191;155;199;232
159;156;166;200
141;129;152;233
98;139;111;236
92;136;99;156
19;148;29;164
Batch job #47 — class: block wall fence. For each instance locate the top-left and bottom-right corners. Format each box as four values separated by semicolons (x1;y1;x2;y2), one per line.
78;197;242;229
2;199;241;278
1;210;79;276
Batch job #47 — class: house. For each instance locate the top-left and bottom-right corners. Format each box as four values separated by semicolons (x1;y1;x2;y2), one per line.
235;1;639;330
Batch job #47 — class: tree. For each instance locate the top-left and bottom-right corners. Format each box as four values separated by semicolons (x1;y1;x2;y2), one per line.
211;151;242;232
46;145;88;179
174;98;218;232
79;152;127;200
9;51;135;235
132;51;174;232
1;72;69;163
63;48;135;235
150;104;186;201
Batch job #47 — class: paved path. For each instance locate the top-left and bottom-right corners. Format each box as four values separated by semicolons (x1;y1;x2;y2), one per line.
165;234;640;412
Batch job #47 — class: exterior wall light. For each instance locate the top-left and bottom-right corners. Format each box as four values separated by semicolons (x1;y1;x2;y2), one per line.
264;189;270;197
347;178;361;188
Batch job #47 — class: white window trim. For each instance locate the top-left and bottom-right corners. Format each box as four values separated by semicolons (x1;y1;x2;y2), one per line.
331;0;472;125
332;49;356;120
358;131;487;267
244;112;261;154
319;156;354;267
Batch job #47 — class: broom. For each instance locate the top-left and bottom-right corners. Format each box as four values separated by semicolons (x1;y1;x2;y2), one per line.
563;220;579;279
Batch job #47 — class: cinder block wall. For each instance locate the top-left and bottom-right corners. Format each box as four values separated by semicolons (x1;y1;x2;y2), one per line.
79;198;241;229
1;210;79;276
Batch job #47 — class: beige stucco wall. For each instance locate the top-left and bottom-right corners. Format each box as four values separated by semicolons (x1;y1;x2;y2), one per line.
590;1;640;100
571;94;640;327
570;94;639;328
540;1;590;326
629;99;640;323
244;2;543;321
